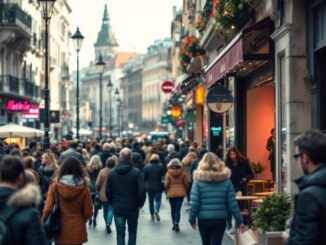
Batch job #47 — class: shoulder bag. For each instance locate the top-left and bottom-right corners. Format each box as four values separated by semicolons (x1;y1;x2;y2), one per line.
44;184;61;239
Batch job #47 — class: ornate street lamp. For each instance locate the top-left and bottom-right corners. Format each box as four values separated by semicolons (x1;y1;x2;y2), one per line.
95;54;106;140
39;0;56;150
71;27;84;139
106;78;113;138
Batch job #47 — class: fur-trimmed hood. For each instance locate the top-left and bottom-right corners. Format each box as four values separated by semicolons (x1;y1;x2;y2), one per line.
7;184;41;208
167;158;183;168
194;167;231;182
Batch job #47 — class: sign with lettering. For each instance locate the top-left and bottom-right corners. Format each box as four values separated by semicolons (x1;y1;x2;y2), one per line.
6;100;31;111
161;81;174;93
22;106;39;119
206;86;233;113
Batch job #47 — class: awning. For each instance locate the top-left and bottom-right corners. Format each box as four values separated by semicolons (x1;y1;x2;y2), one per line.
205;17;274;87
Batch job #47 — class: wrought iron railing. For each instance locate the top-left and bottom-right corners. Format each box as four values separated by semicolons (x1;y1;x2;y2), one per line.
0;4;32;31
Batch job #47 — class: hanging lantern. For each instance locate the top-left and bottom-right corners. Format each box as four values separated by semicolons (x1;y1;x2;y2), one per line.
171;106;182;118
195;84;206;105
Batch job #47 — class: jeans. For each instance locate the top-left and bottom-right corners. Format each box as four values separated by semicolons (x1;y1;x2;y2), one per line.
198;219;226;245
147;191;162;215
91;194;99;220
102;201;114;225
114;211;139;245
168;197;183;224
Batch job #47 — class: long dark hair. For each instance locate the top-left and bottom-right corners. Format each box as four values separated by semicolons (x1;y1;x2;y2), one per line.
225;146;243;163
56;156;87;184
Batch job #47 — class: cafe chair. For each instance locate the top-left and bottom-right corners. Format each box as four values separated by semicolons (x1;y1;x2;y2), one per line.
238;199;254;227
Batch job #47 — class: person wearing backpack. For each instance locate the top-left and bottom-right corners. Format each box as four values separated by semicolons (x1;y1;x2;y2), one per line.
0;155;46;245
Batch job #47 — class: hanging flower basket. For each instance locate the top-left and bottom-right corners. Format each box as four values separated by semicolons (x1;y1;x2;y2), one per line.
195;13;207;35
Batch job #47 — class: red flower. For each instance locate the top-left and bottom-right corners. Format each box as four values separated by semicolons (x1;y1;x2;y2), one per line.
210;12;216;19
189;52;193;58
213;0;220;9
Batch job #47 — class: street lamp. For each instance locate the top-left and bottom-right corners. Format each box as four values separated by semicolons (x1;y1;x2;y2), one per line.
71;27;84;140
114;88;120;137
95;54;106;140
106;78;113;138
39;0;56;150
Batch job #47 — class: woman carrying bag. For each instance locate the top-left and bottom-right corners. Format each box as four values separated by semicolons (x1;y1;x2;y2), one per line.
42;156;93;245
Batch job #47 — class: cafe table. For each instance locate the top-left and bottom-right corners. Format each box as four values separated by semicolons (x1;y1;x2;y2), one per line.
236;196;260;201
252;191;275;197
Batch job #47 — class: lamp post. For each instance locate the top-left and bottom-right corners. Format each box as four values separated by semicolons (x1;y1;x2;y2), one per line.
39;0;56;150
71;27;84;140
106;78;113;138
96;54;106;140
114;88;120;137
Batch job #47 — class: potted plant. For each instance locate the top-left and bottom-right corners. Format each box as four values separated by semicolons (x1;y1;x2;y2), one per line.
178;36;204;73
250;161;265;179
252;193;291;245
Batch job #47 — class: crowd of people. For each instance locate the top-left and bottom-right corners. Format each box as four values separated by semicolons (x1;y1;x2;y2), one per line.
0;129;325;245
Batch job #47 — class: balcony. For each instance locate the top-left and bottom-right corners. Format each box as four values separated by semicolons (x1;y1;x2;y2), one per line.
0;4;32;52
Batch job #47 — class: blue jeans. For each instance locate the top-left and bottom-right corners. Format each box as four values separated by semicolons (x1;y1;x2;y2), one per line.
101;201;114;225
114;211;139;245
168;197;183;224
147;191;162;215
198;219;226;245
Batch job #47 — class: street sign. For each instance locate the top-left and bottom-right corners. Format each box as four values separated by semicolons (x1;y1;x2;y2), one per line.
161;81;174;93
39;109;60;123
206;86;233;113
161;116;171;124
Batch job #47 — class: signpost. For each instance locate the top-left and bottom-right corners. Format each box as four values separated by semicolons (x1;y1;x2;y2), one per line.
161;81;174;93
206;86;233;113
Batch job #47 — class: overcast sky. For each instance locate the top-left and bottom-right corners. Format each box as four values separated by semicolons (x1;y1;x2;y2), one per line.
68;0;182;69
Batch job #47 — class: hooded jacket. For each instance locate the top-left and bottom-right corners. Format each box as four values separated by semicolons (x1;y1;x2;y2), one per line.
164;160;189;198
106;160;146;214
42;176;93;244
287;164;326;245
189;166;243;225
0;184;46;245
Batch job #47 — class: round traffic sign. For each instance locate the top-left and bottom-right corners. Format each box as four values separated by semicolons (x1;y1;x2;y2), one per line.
161;81;174;93
206;86;233;113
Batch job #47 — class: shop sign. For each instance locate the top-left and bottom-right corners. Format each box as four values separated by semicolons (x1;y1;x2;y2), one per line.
39;109;60;123
171;106;182;118
195;85;205;105
161;116;172;124
185;111;196;123
6;100;31;111
206;86;233;113
22;106;39;119
161;81;174;93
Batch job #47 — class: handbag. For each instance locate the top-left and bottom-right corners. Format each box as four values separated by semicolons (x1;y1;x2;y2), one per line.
235;229;257;245
44;184;61;238
94;194;102;210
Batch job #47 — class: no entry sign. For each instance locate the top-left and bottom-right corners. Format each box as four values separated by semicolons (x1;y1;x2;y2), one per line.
161;81;174;93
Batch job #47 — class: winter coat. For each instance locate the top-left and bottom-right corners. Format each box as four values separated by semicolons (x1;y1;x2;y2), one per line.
98;150;112;167
96;167;111;201
164;161;189;198
59;149;85;165
38;165;57;198
287;164;326;245
42;177;93;244
0;184;46;245
106;161;146;215
132;151;145;171
164;152;179;173
132;147;146;161
143;160;164;192
87;169;101;195
189;167;243;225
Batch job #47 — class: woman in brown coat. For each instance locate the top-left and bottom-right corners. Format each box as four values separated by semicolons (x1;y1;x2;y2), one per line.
164;158;189;232
42;157;93;245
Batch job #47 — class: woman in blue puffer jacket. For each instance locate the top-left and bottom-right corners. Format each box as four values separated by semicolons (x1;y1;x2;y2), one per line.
189;152;244;245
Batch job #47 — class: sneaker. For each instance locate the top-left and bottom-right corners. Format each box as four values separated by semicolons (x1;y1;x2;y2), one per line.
151;215;155;221
154;212;160;222
106;224;112;234
175;224;180;232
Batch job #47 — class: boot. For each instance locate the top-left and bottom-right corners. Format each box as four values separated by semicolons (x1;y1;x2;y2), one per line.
172;223;176;230
88;218;92;226
175;223;180;232
93;219;97;227
154;212;160;222
106;224;112;234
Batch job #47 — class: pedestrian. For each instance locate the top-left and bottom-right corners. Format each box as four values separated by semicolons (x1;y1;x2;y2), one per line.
225;146;253;195
96;157;116;234
23;155;40;183
266;128;276;180
189;152;244;245
86;155;102;227
98;143;113;167
0;155;46;245
42;156;93;245
106;148;146;245
143;154;164;221
284;130;326;245
164;158;189;232
190;148;208;178
164;144;179;173
59;140;85;165
182;151;197;204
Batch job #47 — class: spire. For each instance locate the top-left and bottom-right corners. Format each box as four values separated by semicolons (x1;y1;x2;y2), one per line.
103;3;109;24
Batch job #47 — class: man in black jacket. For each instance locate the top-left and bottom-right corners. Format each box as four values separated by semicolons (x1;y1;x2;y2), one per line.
285;129;326;245
106;148;146;245
0;155;46;245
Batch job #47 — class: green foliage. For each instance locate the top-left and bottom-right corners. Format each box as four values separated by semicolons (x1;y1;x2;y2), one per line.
178;36;204;73
250;161;265;174
252;194;291;231
195;13;206;35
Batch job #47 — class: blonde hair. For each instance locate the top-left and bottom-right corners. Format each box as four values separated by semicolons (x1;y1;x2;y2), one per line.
182;152;197;166
43;152;58;169
198;152;225;172
150;154;160;162
87;155;102;172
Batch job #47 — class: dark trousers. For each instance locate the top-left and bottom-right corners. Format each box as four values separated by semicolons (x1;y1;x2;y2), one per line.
168;197;183;224
198;219;226;245
147;191;162;215
91;194;99;220
114;211;139;245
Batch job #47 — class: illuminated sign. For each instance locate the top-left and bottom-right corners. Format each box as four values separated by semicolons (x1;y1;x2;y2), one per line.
22;106;39;119
6;100;31;111
211;126;222;137
171;106;182;118
195;85;205;105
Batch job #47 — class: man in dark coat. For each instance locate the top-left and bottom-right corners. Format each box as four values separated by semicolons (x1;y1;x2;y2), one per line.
0;155;46;245
132;142;146;161
106;148;146;245
58;140;85;165
285;130;326;245
98;143;112;167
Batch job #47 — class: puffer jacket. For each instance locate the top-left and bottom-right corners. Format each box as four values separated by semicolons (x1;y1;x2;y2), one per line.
164;161;189;198
143;159;164;192
189;166;243;225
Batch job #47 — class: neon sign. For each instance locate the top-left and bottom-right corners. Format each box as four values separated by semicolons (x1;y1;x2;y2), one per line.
6;100;31;111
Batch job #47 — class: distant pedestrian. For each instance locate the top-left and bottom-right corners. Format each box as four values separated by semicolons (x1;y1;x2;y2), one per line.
284;130;326;245
96;157;116;234
0;155;46;245
266;128;276;180
98;143;113;167
59;140;85;165
189;152;244;245
23;155;40;183
182;151;197;204
106;148;146;245
86;155;102;227
42;156;93;245
164;158;189;232
143;154;164;221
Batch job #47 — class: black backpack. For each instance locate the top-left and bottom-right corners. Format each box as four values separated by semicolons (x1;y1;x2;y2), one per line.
0;206;18;245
